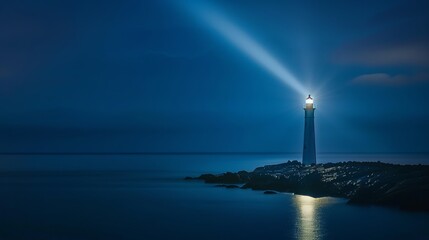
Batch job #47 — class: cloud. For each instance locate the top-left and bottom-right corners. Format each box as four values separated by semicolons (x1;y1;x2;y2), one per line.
333;1;429;67
335;42;429;67
351;72;429;85
367;1;429;27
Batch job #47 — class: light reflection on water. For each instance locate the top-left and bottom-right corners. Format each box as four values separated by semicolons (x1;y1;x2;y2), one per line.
294;195;335;240
0;154;428;239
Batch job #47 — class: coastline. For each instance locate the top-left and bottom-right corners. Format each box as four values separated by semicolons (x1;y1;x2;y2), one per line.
186;161;429;212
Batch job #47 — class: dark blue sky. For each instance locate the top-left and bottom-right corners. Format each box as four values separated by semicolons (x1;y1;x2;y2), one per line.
1;0;428;153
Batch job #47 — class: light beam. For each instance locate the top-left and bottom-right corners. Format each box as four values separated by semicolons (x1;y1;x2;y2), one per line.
176;0;308;96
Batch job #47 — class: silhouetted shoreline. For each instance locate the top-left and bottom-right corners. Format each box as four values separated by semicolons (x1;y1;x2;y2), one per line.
186;161;429;211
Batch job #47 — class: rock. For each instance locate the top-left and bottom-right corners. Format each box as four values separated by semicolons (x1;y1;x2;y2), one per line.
189;161;429;212
264;190;277;194
214;184;240;188
197;172;246;184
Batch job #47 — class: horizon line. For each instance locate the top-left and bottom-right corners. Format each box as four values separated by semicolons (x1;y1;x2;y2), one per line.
0;151;428;155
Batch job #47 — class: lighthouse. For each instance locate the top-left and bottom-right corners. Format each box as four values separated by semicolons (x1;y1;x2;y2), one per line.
303;95;316;165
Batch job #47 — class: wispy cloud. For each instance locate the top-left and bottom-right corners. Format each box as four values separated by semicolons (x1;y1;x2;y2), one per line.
333;1;429;67
335;41;429;67
336;1;429;87
351;72;429;86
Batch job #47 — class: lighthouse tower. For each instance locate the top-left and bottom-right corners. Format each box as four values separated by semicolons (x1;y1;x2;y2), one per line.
303;95;316;165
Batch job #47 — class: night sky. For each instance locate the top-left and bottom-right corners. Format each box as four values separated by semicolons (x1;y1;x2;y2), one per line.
1;0;428;153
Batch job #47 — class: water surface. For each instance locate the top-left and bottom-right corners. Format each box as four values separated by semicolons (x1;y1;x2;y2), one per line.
0;154;428;240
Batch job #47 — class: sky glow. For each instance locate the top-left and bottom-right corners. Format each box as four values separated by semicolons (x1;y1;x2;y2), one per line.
179;1;308;96
1;0;428;153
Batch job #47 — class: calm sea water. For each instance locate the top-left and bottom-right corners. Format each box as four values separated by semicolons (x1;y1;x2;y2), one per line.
0;153;428;240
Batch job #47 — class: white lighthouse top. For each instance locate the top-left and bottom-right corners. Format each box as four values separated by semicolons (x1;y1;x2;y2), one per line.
306;95;314;104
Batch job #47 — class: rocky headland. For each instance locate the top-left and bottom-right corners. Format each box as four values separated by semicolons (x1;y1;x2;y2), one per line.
186;161;429;211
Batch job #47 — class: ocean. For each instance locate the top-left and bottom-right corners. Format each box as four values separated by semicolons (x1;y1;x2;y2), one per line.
0;153;428;240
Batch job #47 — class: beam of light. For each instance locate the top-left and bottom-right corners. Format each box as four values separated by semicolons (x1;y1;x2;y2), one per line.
176;1;308;96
